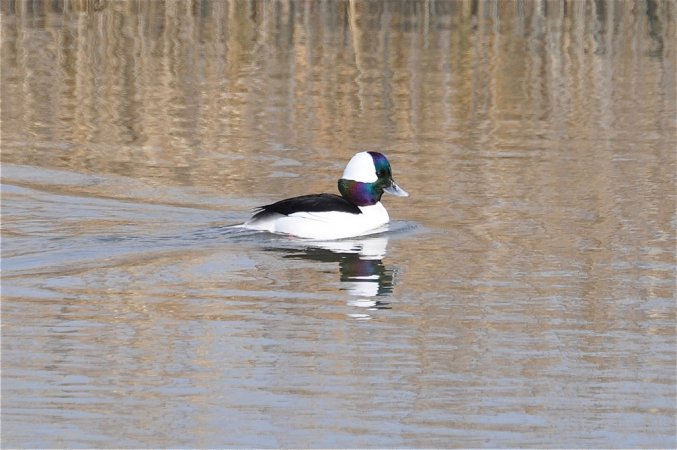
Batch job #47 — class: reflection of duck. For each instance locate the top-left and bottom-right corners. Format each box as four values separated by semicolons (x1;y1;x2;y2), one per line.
268;235;396;300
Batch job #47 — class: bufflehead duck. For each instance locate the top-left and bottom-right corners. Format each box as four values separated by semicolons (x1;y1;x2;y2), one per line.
243;151;408;239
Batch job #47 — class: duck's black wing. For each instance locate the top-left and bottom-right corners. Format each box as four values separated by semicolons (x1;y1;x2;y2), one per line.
251;193;361;220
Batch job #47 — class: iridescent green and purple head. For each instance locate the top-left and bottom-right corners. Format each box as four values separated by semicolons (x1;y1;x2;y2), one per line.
337;151;408;206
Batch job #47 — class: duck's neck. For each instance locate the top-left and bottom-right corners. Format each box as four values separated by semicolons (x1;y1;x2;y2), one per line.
338;179;383;206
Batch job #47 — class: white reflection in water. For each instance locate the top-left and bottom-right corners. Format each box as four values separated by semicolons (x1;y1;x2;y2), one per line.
263;232;401;319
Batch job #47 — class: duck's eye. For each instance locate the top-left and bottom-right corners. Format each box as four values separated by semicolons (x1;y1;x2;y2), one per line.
376;170;386;178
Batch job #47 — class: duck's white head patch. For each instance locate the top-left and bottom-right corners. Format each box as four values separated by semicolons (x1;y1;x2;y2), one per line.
341;152;378;183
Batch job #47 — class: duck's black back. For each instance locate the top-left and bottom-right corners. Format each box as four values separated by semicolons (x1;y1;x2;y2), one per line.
252;193;362;219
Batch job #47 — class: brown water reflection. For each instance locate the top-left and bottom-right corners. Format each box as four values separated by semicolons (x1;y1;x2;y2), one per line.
2;0;675;448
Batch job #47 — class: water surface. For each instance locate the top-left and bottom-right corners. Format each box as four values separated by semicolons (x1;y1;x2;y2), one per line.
2;1;675;447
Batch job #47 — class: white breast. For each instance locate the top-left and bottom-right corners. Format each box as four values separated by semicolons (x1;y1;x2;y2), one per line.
247;202;390;239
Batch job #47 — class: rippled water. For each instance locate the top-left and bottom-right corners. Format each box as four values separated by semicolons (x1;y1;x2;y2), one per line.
2;1;676;447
